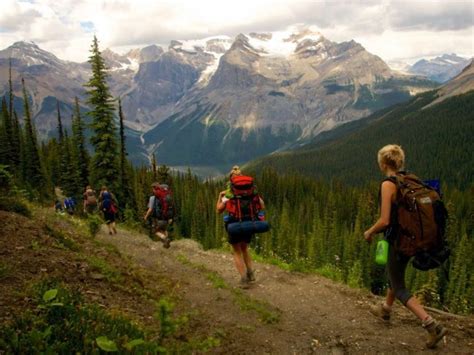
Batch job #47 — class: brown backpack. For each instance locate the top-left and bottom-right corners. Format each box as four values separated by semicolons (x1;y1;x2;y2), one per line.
389;173;447;257
85;189;97;206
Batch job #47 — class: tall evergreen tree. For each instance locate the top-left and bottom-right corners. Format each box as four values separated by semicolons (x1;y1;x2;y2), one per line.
8;60;21;168
117;98;134;213
71;97;89;189
0;99;14;166
21;78;44;190
85;36;119;190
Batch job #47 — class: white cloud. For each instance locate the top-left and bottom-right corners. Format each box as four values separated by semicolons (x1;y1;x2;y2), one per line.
0;0;472;62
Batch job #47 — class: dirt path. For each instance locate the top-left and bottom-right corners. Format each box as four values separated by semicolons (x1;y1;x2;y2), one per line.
99;227;474;354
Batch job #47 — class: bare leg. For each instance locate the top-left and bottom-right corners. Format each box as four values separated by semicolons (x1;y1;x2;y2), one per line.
232;243;246;277
240;243;253;271
386;288;396;307
406;296;430;321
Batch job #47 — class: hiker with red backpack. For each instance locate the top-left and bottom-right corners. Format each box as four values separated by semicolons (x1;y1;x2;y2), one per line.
364;144;447;349
144;182;174;248
99;186;118;235
216;166;269;288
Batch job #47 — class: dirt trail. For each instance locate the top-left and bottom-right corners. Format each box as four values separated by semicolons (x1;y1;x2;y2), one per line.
99;227;474;354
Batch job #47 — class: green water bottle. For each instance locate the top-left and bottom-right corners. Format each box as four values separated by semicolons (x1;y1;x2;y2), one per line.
375;239;389;265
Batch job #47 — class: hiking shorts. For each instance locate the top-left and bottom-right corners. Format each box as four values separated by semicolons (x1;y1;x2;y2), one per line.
85;204;97;214
151;219;169;233
227;231;252;245
103;210;116;224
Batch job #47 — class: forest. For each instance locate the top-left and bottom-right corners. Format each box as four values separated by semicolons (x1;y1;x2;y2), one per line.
1;36;472;318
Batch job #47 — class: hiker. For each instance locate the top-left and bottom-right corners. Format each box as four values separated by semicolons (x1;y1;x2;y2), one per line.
216;166;266;287
54;199;64;214
64;196;76;215
143;182;174;248
83;185;98;214
363;144;447;349
99;186;118;235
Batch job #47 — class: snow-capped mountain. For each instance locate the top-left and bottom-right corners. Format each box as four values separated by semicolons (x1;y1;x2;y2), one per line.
0;28;438;168
408;54;471;83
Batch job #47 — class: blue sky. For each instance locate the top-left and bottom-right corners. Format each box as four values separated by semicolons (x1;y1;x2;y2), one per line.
0;0;472;63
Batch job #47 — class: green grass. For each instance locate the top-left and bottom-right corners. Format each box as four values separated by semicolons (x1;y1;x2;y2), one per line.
176;254;280;324
43;224;80;252
85;256;123;284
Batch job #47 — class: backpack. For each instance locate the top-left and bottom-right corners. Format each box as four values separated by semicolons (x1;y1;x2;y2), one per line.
86;189;97;206
225;175;263;221
389;172;449;269
152;184;174;220
101;191;116;213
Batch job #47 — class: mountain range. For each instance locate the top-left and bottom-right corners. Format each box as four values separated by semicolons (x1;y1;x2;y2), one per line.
246;60;474;188
0;28;471;173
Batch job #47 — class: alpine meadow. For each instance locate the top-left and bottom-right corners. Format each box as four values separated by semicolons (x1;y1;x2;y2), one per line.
1;2;473;353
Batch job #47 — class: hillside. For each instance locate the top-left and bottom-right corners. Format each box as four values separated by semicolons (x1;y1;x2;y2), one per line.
1;208;473;353
246;89;474;189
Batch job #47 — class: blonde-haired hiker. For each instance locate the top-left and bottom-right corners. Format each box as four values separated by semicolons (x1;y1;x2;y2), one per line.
364;144;447;349
217;166;266;288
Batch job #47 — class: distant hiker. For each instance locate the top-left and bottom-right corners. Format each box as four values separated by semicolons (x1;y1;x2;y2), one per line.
99;186;118;235
364;144;447;349
64;197;76;215
144;182;175;248
83;185;98;214
216;166;268;288
54;199;64;214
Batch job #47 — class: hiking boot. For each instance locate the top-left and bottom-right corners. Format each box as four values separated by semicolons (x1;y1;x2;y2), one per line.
369;303;391;321
423;319;447;349
239;275;250;289
247;269;256;282
162;237;171;249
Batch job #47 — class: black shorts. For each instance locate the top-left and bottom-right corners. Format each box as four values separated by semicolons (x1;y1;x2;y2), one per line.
151;219;169;233
227;232;252;245
103;211;116;224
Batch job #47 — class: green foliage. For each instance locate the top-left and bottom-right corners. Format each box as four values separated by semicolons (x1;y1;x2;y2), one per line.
154;298;187;340
0;284;164;353
85;36;119;190
0;196;31;217
87;214;102;237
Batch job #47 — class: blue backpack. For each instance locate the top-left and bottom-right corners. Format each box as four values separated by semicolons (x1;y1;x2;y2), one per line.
102;192;112;211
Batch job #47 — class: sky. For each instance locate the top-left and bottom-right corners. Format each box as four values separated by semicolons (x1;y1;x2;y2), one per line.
0;0;473;64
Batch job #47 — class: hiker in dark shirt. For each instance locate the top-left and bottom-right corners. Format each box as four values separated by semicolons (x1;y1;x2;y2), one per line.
144;182;173;248
99;186;118;235
364;144;447;349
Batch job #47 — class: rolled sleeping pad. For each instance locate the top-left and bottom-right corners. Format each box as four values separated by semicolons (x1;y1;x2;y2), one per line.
227;220;270;236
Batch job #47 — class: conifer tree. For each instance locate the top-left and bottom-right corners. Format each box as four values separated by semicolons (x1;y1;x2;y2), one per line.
85;36;119;190
0;99;14;166
21;78;44;190
71;97;89;189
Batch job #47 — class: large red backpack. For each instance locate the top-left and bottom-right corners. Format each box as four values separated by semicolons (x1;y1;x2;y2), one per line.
152;184;174;220
225;175;262;221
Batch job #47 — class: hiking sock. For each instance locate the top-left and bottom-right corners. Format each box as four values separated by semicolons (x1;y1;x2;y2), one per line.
382;303;392;312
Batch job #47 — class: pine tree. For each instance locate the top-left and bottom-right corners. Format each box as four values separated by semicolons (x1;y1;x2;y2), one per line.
0;99;13;166
117;98;134;211
21;78;44;191
85;36;119;190
71;97;89;189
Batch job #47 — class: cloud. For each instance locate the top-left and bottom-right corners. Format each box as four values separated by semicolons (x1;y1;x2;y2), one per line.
0;0;472;62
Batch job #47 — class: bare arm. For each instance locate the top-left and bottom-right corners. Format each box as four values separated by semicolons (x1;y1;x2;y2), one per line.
216;191;226;214
144;207;153;220
259;197;265;210
364;180;396;242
